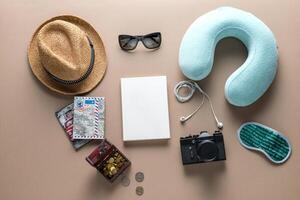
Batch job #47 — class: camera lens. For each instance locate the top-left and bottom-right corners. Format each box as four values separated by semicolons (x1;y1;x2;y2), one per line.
197;140;218;161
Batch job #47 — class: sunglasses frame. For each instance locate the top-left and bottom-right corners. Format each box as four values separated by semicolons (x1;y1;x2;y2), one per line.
118;32;162;51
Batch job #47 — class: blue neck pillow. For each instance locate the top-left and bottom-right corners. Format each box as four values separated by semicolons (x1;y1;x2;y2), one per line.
179;7;278;107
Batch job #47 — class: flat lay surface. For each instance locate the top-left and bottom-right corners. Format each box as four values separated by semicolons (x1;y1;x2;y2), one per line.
0;0;300;200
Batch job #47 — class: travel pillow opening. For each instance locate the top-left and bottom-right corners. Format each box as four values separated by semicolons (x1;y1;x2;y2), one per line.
179;7;278;107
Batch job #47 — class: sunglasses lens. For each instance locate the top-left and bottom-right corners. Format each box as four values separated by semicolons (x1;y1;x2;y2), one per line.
142;33;161;49
119;36;138;50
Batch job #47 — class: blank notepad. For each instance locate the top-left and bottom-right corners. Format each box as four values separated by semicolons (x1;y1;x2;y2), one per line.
121;76;170;141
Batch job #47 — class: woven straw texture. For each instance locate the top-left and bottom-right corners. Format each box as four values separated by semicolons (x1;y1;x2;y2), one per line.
28;15;107;95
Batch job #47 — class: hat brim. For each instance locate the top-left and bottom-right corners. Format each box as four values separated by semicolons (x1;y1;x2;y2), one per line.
28;15;107;95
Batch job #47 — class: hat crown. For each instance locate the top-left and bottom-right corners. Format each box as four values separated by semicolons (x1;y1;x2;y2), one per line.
37;20;91;81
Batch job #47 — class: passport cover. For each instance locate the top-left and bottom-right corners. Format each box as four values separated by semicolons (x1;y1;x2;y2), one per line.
73;97;105;139
55;103;91;150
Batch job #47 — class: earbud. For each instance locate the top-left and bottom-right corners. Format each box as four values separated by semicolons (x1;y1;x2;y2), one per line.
174;80;224;130
217;121;223;129
180;116;187;123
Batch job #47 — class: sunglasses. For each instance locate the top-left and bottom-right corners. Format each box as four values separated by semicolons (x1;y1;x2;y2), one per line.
118;32;161;51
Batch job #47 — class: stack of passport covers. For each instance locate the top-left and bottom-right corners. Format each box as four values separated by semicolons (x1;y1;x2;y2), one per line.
55;97;105;150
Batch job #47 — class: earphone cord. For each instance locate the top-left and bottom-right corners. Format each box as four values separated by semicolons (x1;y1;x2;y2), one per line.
174;80;223;130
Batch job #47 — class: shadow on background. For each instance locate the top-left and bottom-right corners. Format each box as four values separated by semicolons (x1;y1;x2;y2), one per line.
193;37;281;121
26;55;74;100
86;168;127;196
227;71;280;122
123;139;170;148
84;164;133;200
184;161;226;198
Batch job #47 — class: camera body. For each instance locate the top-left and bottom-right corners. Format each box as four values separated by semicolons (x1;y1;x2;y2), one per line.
180;130;226;165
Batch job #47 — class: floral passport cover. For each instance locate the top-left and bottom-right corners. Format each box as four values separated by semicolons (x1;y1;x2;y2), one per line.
73;97;105;139
55;103;91;150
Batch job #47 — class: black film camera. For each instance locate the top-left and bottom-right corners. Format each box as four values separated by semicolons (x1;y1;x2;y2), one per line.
180;130;226;165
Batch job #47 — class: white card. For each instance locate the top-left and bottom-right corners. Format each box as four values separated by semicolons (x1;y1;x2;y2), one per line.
121;76;170;141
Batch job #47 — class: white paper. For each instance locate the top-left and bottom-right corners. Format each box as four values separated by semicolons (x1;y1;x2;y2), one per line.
121;76;170;141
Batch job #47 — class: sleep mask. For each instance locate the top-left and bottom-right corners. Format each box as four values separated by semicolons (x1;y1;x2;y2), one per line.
237;122;291;164
179;7;278;107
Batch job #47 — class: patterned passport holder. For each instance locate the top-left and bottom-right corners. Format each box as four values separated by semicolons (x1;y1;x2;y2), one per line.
73;97;105;139
55;103;91;150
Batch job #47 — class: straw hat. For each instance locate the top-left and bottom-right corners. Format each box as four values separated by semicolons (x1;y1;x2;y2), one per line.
28;15;107;95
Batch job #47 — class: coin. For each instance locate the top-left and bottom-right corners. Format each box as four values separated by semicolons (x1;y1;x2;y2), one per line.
108;165;117;176
108;157;114;163
120;175;130;187
136;186;144;196
135;172;144;182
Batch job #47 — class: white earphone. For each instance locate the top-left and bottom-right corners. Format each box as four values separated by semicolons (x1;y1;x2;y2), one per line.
174;80;223;130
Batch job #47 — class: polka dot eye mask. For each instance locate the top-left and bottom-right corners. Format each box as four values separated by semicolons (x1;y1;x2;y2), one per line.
237;122;291;164
179;7;278;107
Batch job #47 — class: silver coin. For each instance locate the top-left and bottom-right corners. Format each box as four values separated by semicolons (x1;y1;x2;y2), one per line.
135;172;144;182
120;175;130;187
136;186;144;196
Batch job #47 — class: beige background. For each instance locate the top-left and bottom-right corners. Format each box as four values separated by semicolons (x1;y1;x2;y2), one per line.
0;0;300;200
